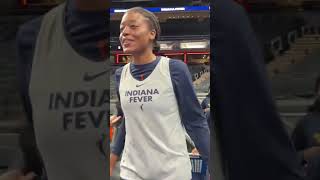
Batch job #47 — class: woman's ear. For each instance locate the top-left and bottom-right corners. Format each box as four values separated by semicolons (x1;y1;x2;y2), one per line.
149;30;156;41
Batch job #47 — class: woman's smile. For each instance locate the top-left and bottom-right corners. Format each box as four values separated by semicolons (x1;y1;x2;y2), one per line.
122;39;135;48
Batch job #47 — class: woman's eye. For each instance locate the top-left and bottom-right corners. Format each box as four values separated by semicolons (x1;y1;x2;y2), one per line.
130;25;138;29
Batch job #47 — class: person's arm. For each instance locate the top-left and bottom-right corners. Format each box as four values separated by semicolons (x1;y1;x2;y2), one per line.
16;17;42;125
201;97;210;113
201;97;209;110
301;147;320;162
292;118;320;162
110;68;126;175
0;170;36;180
292;119;307;151
185;131;196;150
16;17;44;177
291;119;309;166
170;60;210;162
110;119;125;175
110;67;126;156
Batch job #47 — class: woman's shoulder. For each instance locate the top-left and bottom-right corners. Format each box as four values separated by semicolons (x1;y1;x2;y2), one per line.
114;66;124;81
115;66;124;73
166;58;188;73
17;16;43;48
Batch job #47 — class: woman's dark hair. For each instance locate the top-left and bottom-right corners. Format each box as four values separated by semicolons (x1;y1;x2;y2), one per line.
125;7;161;52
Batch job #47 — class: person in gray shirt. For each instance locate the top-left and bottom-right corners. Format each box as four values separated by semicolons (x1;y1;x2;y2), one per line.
5;0;108;179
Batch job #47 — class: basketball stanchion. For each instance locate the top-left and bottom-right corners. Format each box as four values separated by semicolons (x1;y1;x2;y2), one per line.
190;153;209;180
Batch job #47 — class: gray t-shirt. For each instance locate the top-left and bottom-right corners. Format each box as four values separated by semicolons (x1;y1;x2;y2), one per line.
25;3;108;180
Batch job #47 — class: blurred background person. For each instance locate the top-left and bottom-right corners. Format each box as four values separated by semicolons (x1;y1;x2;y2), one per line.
292;75;320;180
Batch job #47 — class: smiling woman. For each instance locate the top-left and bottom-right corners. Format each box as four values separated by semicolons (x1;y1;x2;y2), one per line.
119;7;160;64
110;6;210;180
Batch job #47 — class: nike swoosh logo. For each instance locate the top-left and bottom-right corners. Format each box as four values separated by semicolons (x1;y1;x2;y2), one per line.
136;83;145;87
83;70;108;82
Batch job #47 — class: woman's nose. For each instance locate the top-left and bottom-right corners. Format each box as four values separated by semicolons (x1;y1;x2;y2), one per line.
121;26;130;36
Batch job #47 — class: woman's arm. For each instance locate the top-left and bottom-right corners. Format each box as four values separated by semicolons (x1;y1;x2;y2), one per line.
16;17;45;177
0;170;36;180
110;68;126;175
110;68;126;155
169;60;210;162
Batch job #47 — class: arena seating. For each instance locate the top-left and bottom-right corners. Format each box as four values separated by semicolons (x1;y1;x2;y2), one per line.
249;13;305;63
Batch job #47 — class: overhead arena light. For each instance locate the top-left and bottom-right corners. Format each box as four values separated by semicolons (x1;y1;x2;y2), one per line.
180;41;209;49
113;9;128;13
110;6;210;14
160;7;185;12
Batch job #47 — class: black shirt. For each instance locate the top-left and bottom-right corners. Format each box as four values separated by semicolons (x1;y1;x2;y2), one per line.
212;0;304;179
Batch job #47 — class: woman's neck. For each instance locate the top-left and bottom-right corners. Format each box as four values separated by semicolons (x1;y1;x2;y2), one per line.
132;51;156;65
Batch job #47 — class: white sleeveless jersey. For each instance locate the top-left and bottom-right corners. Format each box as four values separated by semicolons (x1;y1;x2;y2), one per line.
29;3;108;180
119;57;192;180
